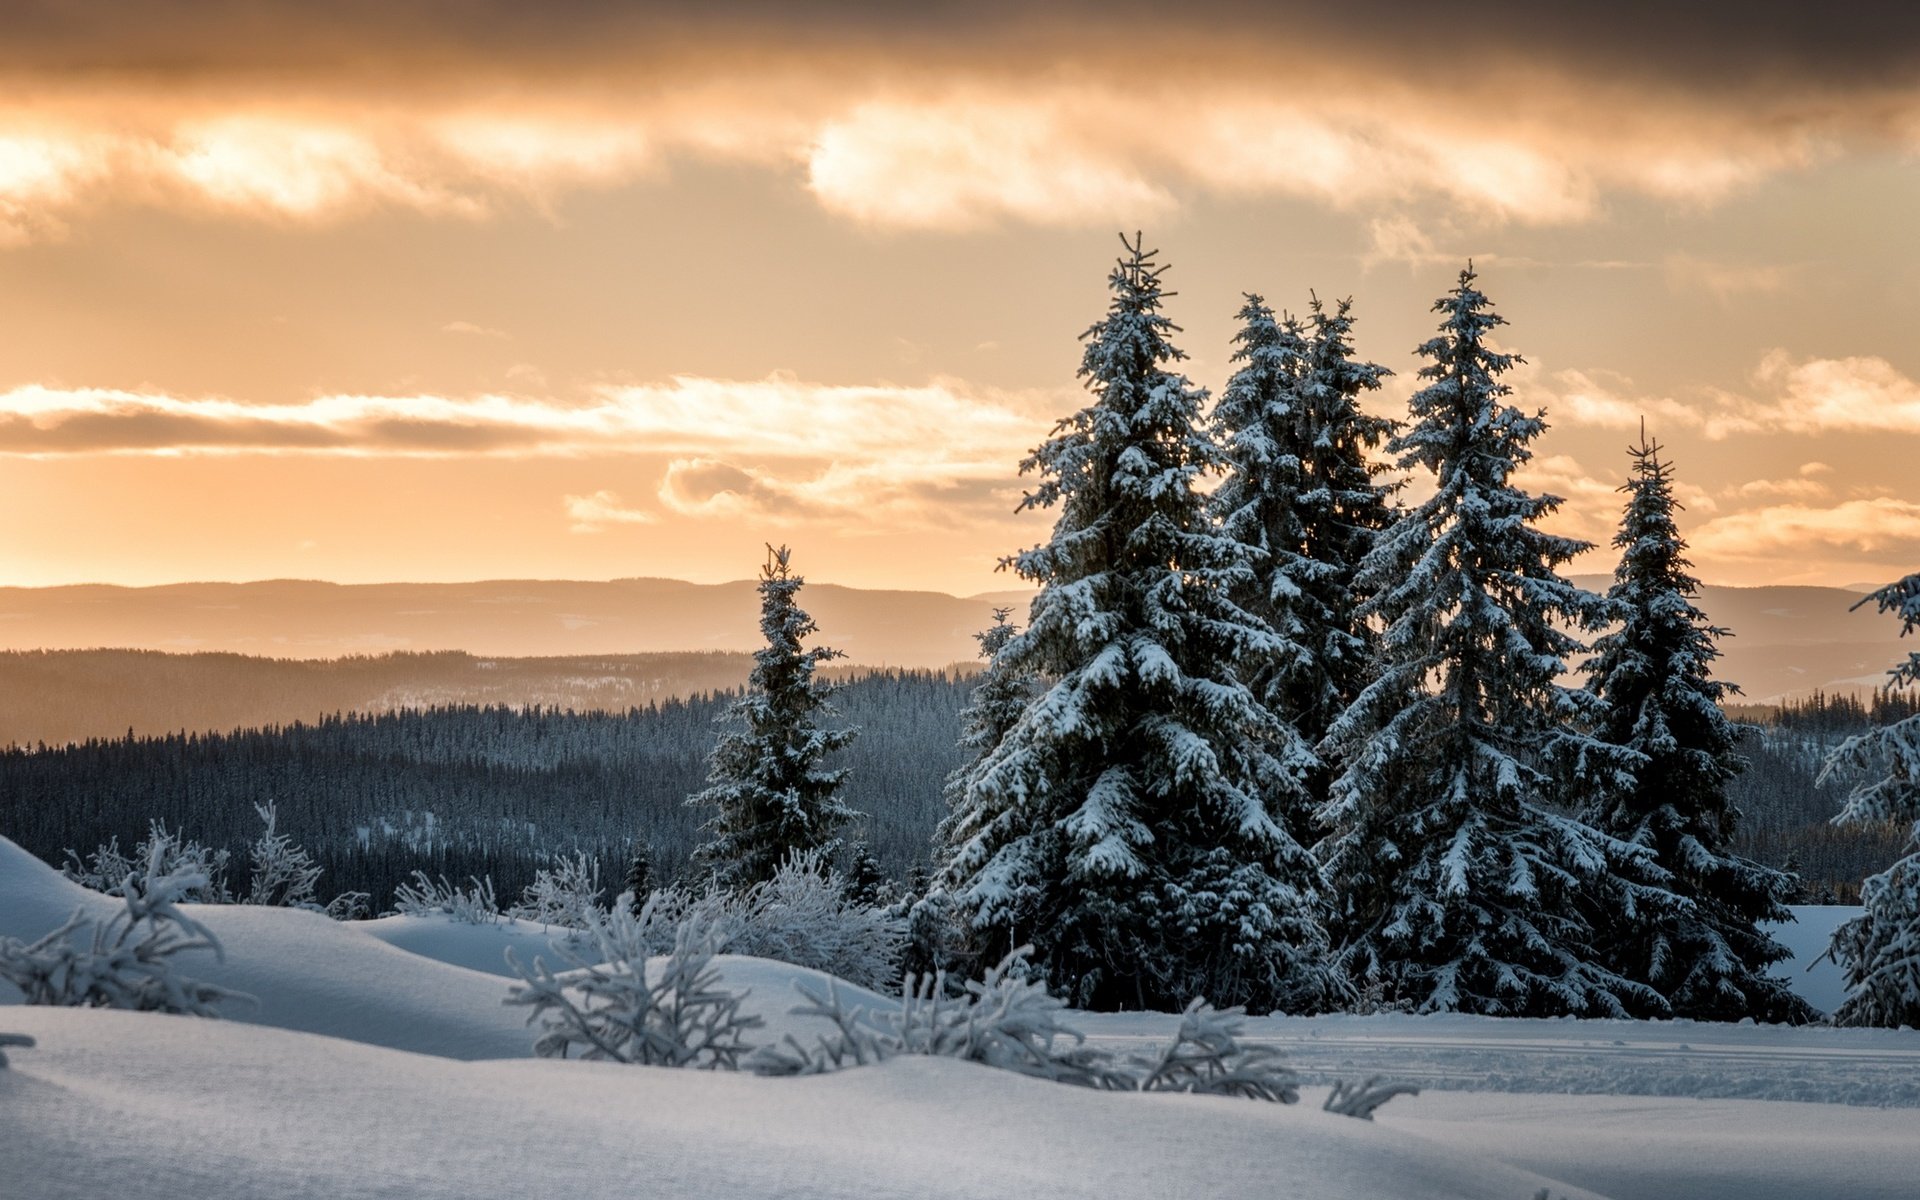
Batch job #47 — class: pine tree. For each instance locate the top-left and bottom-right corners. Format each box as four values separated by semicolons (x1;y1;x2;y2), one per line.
942;233;1335;1013
932;607;1034;865
1821;573;1920;1026
1210;293;1396;840
688;545;858;890
1584;433;1812;1022
625;841;652;915
1321;264;1664;1018
844;842;892;908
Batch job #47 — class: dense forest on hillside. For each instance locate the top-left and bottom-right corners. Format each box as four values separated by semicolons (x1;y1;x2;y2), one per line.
0;669;1908;911
0;670;971;910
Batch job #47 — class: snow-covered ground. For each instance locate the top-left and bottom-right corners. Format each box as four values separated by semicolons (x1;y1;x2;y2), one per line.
4;836;1918;1199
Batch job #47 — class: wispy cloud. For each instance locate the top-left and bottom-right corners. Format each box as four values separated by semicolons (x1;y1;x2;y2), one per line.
1539;352;1920;440
563;489;657;531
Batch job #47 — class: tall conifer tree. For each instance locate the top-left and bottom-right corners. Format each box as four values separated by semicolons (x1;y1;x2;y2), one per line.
943;234;1334;1013
1822;573;1920;1026
689;545;857;889
1322;265;1663;1017
1584;433;1812;1022
1212;293;1399;840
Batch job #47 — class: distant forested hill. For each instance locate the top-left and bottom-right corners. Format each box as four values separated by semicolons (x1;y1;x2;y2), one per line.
0;670;973;909
0;649;770;747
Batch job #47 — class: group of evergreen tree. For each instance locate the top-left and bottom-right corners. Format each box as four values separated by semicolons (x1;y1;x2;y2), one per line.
678;234;1920;1025
885;236;1808;1021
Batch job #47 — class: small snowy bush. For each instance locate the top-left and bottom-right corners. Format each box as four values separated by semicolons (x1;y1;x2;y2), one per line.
754;947;1300;1103
505;899;762;1068
508;851;605;932
0;1032;32;1068
63;821;232;903
753;947;1131;1087
391;871;501;924
717;850;905;992
0;842;246;1016
245;802;324;907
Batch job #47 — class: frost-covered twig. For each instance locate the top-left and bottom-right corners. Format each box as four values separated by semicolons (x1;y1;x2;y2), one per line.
505;897;762;1068
0;842;248;1015
0;1032;32;1068
1322;1076;1421;1119
391;871;500;924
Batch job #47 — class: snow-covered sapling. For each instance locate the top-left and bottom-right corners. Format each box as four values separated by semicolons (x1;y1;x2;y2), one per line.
505;898;763;1068
245;801;325;908
62;820;232;903
1127;1000;1299;1102
753;947;1130;1088
391;871;501;924
0;841;246;1015
509;851;606;933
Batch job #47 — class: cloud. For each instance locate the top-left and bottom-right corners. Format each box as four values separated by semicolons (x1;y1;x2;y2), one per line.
0;2;1904;237
563;489;657;531
1723;476;1832;501
1540;353;1920;440
1663;253;1793;300
442;320;510;339
0;374;1059;531
1691;497;1920;564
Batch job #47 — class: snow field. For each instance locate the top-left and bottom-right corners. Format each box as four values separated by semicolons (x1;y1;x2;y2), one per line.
7;833;1920;1199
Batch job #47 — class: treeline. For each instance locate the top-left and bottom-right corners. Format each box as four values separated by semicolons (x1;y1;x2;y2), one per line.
0;670;970;911
0;648;767;748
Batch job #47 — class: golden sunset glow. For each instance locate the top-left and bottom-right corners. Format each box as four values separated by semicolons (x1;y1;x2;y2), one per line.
1;2;1918;594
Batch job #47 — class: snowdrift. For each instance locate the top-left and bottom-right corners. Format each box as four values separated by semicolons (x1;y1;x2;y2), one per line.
0;1007;1606;1200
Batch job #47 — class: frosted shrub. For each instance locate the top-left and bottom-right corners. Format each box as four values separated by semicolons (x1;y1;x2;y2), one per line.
63;821;232;903
391;871;501;924
0;842;246;1016
1128;1000;1299;1102
754;947;1130;1087
0;1032;32;1068
720;850;905;992
245;802;324;908
509;851;605;932
505;900;762;1068
754;947;1300;1103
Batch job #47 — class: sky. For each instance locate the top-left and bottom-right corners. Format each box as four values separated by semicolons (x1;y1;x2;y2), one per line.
2;1;1919;595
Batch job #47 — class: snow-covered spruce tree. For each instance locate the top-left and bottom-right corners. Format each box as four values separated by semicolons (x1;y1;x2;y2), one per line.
1821;573;1920;1027
689;545;858;890
1320;264;1664;1018
913;607;1036;977
942;233;1335;1013
1584;434;1812;1022
1209;293;1397;840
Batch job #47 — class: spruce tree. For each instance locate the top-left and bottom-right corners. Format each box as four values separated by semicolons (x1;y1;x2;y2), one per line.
1321;264;1664;1017
688;545;857;889
1584;433;1812;1022
625;841;652;915
932;607;1034;866
1821;573;1920;1026
1211;293;1396;839
943;233;1334;1013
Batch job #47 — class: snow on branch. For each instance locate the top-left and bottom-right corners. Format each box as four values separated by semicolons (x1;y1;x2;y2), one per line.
0;1032;32;1068
1322;1076;1422;1120
391;871;502;924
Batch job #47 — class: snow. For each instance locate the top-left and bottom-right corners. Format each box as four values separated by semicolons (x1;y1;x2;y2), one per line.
6;833;1920;1198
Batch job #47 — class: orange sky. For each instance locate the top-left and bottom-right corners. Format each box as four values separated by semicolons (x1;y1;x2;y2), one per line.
2;2;1919;595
